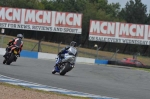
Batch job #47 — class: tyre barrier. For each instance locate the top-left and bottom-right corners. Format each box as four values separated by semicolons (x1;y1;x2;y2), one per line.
108;60;117;65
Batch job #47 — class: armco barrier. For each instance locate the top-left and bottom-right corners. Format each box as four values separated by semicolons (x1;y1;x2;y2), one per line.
20;50;38;59
0;48;107;64
0;48;5;55
38;52;95;64
76;57;95;64
0;48;38;59
38;52;57;60
95;59;108;64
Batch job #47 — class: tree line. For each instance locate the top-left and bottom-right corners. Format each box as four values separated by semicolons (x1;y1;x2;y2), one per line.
1;0;150;56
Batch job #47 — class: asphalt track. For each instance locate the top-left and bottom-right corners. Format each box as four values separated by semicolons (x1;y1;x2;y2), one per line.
0;55;150;99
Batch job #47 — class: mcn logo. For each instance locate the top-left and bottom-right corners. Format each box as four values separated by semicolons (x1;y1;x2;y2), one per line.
0;7;82;34
89;20;150;45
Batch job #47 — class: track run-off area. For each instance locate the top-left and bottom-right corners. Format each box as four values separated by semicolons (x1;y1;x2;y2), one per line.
0;55;150;99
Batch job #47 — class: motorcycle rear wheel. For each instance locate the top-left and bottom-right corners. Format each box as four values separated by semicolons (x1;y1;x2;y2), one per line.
60;63;72;76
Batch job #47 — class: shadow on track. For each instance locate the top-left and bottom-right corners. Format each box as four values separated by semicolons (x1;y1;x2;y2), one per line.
0;63;20;67
51;73;76;77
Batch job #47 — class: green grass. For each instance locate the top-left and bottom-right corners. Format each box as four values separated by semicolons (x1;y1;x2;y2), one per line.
134;68;150;72
1;34;150;65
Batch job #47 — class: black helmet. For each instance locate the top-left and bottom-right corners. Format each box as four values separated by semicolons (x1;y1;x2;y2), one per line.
70;41;77;47
17;34;23;39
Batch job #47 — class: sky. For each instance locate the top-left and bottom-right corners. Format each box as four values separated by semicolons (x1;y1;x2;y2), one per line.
108;0;150;13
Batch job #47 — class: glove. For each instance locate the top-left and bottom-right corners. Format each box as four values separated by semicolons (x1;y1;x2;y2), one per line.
58;52;62;55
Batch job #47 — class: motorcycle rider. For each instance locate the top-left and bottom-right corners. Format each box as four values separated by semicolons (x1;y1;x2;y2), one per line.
3;34;24;60
55;41;78;68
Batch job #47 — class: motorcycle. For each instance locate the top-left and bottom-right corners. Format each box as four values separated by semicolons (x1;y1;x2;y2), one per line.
3;46;20;65
52;47;77;76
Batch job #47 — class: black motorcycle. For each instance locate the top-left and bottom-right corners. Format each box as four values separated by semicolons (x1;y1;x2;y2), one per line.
3;46;20;65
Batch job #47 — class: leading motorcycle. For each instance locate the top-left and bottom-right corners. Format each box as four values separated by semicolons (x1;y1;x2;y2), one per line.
3;46;20;65
52;47;77;75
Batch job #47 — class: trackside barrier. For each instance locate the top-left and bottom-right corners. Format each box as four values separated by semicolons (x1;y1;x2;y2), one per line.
95;59;108;64
20;50;38;59
0;48;108;64
0;48;5;55
0;48;38;59
38;52;95;64
76;57;95;64
38;52;57;60
2;48;150;68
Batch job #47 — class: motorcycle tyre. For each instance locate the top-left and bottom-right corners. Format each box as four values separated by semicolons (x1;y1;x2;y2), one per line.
3;59;6;64
6;54;14;65
60;63;72;76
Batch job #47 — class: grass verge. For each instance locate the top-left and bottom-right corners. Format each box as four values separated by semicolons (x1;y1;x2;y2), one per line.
0;82;89;99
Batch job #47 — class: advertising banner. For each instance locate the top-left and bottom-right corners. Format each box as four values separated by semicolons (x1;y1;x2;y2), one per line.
89;20;150;45
0;7;82;34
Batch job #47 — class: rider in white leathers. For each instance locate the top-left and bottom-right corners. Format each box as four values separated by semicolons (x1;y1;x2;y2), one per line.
55;41;77;68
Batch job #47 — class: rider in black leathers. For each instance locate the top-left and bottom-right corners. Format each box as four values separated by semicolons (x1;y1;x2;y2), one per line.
55;41;77;67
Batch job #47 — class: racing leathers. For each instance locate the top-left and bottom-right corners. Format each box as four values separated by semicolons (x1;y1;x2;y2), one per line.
4;38;23;58
55;46;77;66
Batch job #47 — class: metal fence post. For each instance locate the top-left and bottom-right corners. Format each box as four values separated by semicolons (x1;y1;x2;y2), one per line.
77;44;81;56
94;44;101;59
38;40;42;52
0;29;5;48
77;44;81;50
58;42;62;53
96;47;101;59
110;49;119;60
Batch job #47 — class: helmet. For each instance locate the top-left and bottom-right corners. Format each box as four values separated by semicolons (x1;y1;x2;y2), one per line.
70;41;77;47
17;34;23;39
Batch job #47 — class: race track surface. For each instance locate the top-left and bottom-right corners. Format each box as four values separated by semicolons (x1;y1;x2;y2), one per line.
0;55;150;99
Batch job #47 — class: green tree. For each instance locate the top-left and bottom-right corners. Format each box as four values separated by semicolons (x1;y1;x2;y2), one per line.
119;0;147;24
118;0;149;54
0;0;44;9
81;0;122;47
41;0;55;10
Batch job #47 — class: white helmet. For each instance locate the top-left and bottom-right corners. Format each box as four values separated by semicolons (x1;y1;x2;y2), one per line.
70;41;77;47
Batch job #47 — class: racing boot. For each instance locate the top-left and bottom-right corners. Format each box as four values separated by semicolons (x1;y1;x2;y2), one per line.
3;52;8;58
13;57;17;62
52;64;60;74
3;47;11;58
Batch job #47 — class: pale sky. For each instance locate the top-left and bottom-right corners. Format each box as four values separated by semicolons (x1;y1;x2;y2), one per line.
108;0;150;13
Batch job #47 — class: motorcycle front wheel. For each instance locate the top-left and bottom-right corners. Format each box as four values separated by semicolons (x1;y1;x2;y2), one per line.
6;54;15;65
3;59;6;64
